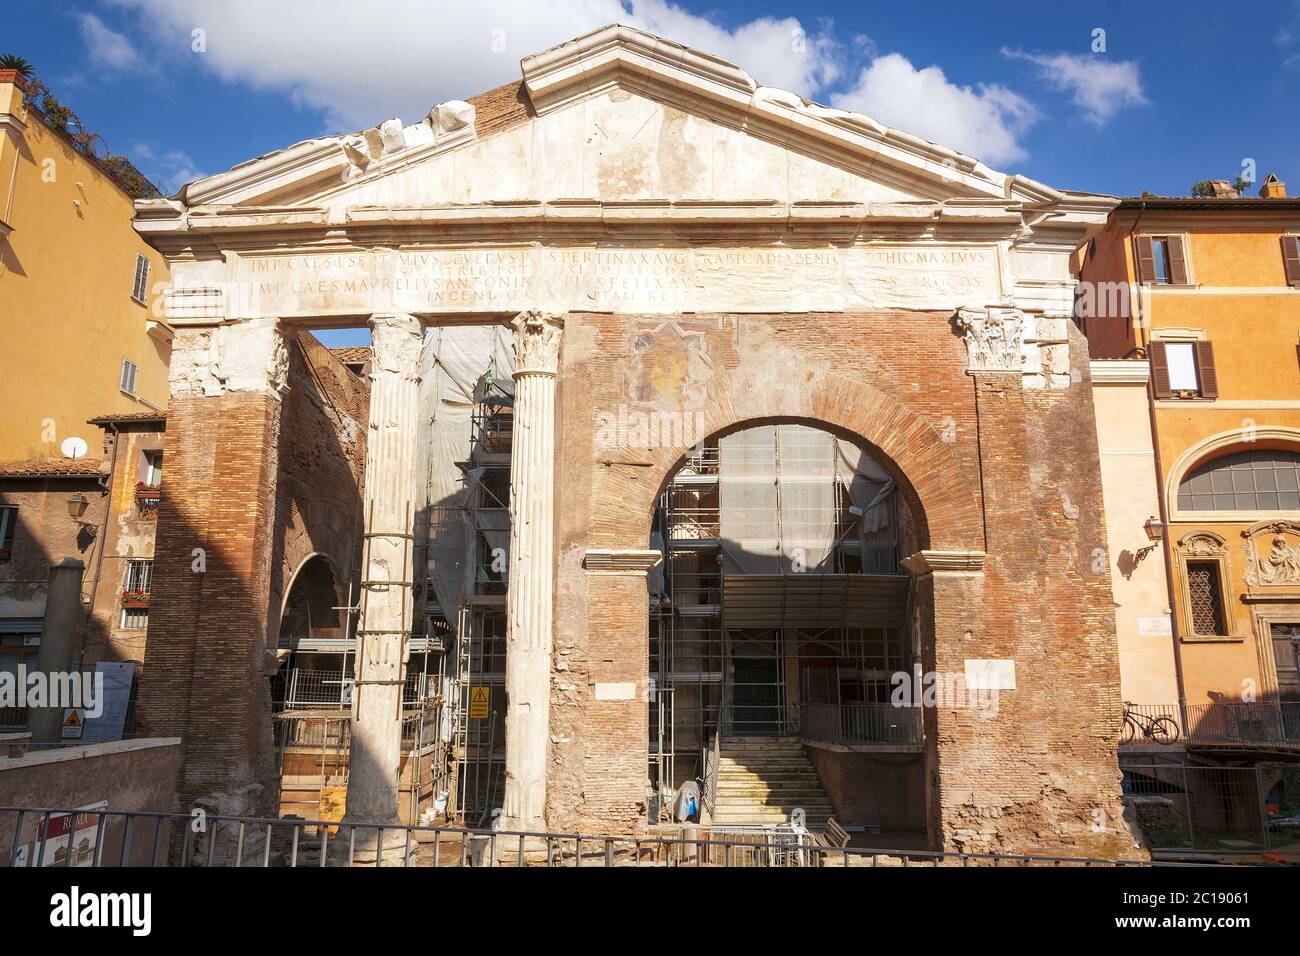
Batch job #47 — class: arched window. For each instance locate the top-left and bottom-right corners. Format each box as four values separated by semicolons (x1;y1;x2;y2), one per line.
1177;450;1300;512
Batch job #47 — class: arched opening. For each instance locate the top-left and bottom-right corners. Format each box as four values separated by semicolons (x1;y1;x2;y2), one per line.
273;554;347;711
649;421;928;841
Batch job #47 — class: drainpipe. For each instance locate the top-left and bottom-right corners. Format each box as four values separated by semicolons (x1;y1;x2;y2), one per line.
1129;200;1190;737
77;422;121;669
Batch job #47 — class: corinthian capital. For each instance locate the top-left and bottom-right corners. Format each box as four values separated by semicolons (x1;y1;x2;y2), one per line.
511;310;565;377
955;305;1025;373
368;312;423;380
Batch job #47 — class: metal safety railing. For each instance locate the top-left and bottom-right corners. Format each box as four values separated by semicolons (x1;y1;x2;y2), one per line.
1120;701;1300;751
283;669;429;710
799;702;923;746
274;710;436;755
0;806;1210;869
1184;702;1300;750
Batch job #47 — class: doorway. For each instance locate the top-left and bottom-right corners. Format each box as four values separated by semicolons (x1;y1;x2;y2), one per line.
731;657;783;735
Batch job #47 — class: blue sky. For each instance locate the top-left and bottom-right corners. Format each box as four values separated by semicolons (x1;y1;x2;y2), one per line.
9;1;1300;347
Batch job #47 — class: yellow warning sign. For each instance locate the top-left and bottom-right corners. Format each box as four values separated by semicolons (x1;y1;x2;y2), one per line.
61;709;84;739
469;686;490;719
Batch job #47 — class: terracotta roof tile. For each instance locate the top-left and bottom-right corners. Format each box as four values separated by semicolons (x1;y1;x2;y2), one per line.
0;458;106;479
329;346;372;364
86;411;167;426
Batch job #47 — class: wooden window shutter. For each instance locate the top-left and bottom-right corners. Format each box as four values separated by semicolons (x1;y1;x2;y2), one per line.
1166;236;1189;285
1194;340;1218;399
1283;236;1300;287
1149;341;1172;398
1135;235;1156;283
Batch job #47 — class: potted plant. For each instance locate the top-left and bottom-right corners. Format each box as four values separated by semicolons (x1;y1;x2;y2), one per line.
121;589;150;609
135;481;161;517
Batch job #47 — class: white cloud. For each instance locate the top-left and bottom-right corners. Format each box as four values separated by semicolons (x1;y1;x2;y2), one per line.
831;53;1037;165
78;12;140;70
109;0;844;129
1002;49;1146;125
131;143;206;194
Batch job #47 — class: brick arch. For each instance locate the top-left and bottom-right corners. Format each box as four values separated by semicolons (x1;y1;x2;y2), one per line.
279;551;345;622
269;500;359;641
596;371;983;552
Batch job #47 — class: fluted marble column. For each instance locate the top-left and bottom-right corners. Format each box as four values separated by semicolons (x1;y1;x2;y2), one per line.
343;312;423;844
501;310;564;832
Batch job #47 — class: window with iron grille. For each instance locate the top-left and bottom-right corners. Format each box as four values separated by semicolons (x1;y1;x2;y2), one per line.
0;636;40;728
121;607;148;629
1187;560;1226;636
124;559;152;593
131;254;150;304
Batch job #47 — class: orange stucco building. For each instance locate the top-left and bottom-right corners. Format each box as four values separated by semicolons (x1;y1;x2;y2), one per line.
1081;179;1300;769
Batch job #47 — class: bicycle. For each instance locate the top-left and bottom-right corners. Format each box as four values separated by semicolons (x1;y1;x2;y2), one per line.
1120;702;1180;745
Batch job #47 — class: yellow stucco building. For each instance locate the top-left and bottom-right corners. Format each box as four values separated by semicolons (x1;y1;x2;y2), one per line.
0;70;171;462
1082;180;1300;761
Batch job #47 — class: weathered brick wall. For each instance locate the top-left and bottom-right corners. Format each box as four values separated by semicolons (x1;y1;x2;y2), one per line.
269;335;367;639
136;388;282;816
138;333;366;818
549;311;1139;857
924;324;1137;857
83;426;165;672
0;478;104;617
551;310;985;834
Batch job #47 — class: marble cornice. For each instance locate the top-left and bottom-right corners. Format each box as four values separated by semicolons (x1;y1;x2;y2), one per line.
137;198;1040;245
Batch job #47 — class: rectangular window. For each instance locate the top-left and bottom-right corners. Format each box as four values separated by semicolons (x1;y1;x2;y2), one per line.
121;608;149;630
0;505;15;560
1282;236;1300;288
131;254;150;304
0;642;39;728
119;359;138;396
1271;623;1300;701
143;452;163;486
1136;235;1189;285
124;559;152;594
1151;340;1217;399
1165;342;1199;391
121;559;151;630
1152;239;1170;283
1187;561;1227;636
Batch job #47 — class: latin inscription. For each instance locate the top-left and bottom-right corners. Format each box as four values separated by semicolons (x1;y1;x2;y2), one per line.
227;244;1002;318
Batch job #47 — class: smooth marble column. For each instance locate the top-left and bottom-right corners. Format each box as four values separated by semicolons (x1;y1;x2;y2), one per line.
501;310;564;832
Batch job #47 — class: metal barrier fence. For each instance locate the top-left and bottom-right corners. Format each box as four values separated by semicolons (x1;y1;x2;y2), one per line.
1122;762;1282;853
0;806;1209;869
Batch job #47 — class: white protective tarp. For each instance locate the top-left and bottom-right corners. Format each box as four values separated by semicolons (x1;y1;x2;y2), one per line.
417;325;514;631
717;425;895;576
719;425;837;574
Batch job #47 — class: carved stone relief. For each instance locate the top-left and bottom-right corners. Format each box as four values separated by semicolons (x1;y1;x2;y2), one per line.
1243;521;1300;588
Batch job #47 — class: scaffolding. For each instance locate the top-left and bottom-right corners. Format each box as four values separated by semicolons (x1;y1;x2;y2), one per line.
413;323;516;826
443;379;512;824
649;425;917;812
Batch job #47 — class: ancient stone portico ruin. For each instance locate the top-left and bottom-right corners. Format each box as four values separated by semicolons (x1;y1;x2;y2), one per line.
133;24;1141;857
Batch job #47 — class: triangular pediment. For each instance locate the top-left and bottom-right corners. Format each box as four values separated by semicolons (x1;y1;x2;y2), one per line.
159;25;1086;215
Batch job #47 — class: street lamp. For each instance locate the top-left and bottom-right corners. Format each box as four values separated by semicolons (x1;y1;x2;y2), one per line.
1135;516;1164;564
66;493;89;520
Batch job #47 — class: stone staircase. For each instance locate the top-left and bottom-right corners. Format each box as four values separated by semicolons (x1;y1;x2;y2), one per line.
711;737;835;827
